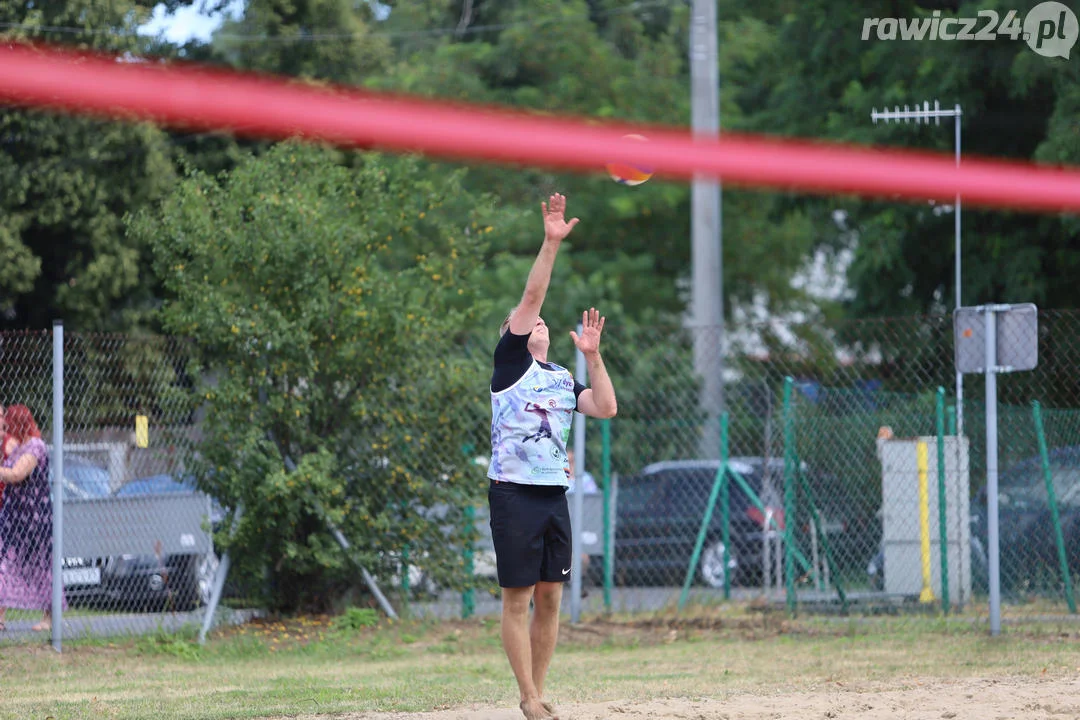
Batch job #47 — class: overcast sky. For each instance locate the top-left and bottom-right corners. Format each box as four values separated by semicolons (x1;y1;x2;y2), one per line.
140;1;243;44
139;2;390;43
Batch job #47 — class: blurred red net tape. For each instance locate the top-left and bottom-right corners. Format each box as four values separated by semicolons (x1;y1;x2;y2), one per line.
3;42;1080;213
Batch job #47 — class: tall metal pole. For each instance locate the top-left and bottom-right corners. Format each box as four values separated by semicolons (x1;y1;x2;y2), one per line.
870;100;962;435
690;0;724;456
51;320;64;653
954;105;963;437
983;307;1001;636
570;325;587;624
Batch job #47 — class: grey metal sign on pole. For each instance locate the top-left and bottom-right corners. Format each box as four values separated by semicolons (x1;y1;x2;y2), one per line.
953;303;1038;637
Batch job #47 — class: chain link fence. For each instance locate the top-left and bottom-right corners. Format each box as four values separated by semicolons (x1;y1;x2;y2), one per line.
0;330;54;636
0;329;218;643
576;309;1080;619
2;310;1079;645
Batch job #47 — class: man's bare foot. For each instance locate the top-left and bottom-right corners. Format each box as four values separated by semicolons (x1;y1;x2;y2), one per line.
520;698;558;720
31;621;50;632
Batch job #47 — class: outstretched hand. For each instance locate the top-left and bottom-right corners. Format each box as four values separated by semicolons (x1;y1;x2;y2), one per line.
542;193;579;243
569;308;605;356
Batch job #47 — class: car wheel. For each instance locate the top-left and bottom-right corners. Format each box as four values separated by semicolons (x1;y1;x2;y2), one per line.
699;540;732;589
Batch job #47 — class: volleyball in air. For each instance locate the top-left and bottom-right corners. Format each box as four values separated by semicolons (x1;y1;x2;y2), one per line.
606;134;653;186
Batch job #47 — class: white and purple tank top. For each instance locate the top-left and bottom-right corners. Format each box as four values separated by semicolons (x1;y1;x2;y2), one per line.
488;359;576;487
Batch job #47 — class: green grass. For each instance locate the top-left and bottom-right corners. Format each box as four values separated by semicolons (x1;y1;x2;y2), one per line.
1;605;1079;720
3;606;117;621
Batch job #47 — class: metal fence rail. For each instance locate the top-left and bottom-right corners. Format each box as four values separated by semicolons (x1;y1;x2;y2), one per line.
561;310;1080;620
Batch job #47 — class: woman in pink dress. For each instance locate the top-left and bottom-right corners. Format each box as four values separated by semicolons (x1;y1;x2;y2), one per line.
0;410;13;510
0;405;62;632
0;407;20;631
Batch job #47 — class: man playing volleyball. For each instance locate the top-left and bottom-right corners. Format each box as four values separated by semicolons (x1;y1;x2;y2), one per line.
488;193;618;720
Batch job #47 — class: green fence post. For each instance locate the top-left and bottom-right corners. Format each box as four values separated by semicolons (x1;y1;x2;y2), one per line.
936;387;950;614
1032;401;1077;614
460;443;477;620
795;467;847;613
398;497;413;603
601;418;613;612
679;412;729;612
462;505;475;619
782;377;797;616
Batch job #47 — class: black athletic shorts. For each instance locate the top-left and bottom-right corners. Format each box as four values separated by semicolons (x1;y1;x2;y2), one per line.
488;480;573;588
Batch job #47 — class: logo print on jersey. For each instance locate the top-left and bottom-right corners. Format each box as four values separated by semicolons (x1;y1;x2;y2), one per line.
522;402;553;443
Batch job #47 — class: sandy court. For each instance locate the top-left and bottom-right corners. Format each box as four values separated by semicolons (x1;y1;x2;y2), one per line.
288;676;1080;720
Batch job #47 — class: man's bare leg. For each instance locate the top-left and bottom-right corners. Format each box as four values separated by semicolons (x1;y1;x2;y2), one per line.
501;585;554;720
531;581;563;715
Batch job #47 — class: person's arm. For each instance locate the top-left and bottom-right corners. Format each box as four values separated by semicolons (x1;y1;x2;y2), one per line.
508;193;579;335
570;308;618;419
0;453;37;485
491;330;534;392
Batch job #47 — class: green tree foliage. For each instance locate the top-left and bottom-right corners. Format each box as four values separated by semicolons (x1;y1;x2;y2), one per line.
379;0;818;323
601;323;705;476
131;143;500;610
6;0;1080;333
744;0;1080;318
199;0;820;331
212;0;393;83
0;0;183;330
164;0;398;186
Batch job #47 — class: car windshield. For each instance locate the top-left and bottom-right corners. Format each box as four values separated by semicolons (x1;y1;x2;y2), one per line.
62;457;111;499
659;466;765;513
618;475;669;515
1000;461;1080;508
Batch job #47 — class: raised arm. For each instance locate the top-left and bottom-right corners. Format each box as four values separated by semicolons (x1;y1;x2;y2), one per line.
508;193;579;335
571;308;618;419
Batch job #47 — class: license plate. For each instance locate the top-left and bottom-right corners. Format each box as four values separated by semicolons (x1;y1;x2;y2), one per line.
62;567;101;586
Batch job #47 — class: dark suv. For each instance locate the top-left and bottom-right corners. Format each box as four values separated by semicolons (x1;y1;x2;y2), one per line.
972;445;1080;593
599;458;792;588
595;457;865;589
